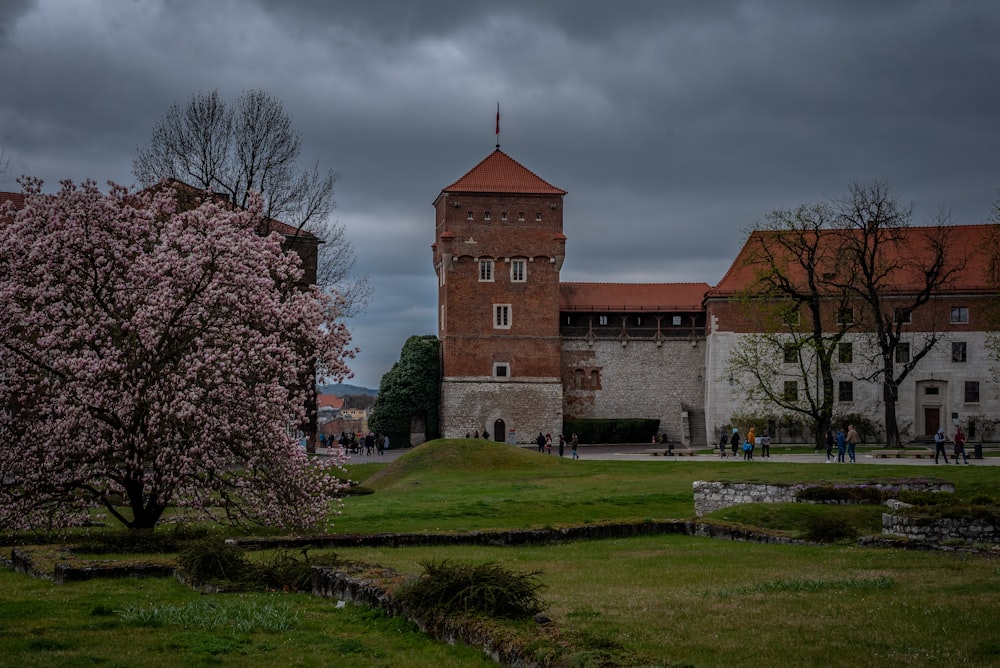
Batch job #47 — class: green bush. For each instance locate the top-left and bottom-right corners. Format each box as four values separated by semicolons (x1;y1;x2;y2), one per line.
795;485;885;503
803;515;859;543
178;538;252;584
562;418;660;444
255;549;341;591
395;560;546;620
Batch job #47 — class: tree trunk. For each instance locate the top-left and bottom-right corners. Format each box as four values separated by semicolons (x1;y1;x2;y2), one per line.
883;381;903;448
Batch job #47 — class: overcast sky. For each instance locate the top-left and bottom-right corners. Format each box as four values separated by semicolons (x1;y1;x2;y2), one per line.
3;0;999;389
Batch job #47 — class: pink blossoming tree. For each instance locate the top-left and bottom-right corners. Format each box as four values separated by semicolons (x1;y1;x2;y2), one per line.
0;179;354;532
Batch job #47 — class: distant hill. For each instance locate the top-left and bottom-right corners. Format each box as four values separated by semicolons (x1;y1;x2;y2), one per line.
317;383;378;397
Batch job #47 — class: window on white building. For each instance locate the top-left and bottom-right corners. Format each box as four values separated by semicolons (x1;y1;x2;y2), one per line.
952;341;967;363
965;381;980;403
838;342;853;364
838;380;854;402
895;343;910;364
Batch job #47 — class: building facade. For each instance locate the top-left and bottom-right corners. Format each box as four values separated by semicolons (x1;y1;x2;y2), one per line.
434;150;1000;445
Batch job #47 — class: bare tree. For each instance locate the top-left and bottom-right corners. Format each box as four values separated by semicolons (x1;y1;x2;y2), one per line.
831;180;964;448
728;203;855;449
134;89;369;314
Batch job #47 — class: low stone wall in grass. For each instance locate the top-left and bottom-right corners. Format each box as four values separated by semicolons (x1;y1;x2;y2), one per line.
882;501;999;545
692;480;954;517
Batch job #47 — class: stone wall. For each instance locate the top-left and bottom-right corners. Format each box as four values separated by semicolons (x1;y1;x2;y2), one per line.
693;480;955;516
882;501;998;544
561;337;706;445
440;378;562;443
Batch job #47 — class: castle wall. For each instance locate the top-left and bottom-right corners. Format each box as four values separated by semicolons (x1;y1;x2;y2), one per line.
561;337;706;445
440;377;563;443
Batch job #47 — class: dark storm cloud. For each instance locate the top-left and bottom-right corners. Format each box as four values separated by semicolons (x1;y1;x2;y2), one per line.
3;0;999;387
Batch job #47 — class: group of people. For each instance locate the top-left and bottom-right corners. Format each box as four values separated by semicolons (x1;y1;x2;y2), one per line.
319;431;389;455
934;425;970;464
719;426;772;460
535;432;580;459
824;425;860;463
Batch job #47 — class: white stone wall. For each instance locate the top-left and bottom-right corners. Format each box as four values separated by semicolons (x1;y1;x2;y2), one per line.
440;377;563;443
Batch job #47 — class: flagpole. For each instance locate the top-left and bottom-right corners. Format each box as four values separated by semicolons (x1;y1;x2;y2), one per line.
495;102;500;150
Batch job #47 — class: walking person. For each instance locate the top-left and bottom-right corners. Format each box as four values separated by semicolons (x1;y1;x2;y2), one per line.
730;428;741;458
719;428;729;458
835;427;847;463
759;431;771;460
846;424;859;463
825;429;835;463
571;434;579;460
934;427;950;464
545;433;552;455
953;426;969;464
536;432;546;453
558;434;565;457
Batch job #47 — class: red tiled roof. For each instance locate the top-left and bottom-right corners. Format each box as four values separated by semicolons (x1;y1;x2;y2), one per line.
0;192;26;210
709;224;995;298
317;394;344;410
442;149;566;195
560;282;710;312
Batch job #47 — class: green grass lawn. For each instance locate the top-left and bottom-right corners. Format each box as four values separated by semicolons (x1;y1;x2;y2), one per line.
3;438;999;667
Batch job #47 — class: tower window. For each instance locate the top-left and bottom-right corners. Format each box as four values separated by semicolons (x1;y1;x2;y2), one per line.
501;212;508;221
535;212;542;221
466;211;473;220
494;304;511;329
479;259;494;282
518;212;525;221
511;259;526;282
484;211;491;221
494;362;510;378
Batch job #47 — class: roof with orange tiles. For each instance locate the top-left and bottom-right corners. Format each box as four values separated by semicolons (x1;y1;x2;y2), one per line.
441;149;566;196
708;224;996;299
317;394;345;410
560;282;710;312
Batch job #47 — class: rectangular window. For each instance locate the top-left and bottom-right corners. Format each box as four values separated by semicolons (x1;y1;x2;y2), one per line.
836;308;855;325
466;211;473;220
952;341;967;362
479;259;494;282
517;212;525;221
493;363;510;378
672;315;682;326
838;380;854;402
493;304;511;329
951;306;969;324
838;342;853;364
895;342;910;364
535;213;542;221
501;212;508;221
598;315;609;326
783;381;798;402
510;259;526;282
783;343;797;364
964;381;980;403
439;304;445;331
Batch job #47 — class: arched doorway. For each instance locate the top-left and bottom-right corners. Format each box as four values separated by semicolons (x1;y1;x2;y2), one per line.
493;419;506;442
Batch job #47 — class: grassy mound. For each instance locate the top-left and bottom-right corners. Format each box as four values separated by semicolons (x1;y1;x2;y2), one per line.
365;439;561;490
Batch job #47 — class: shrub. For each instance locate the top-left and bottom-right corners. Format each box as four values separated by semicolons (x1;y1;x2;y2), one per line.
803;515;859;543
255;548;341;591
177;538;252;584
562;419;660;444
795;484;885;504
395;560;546;619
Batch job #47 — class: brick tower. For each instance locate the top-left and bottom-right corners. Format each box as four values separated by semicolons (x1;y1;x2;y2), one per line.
432;148;566;442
